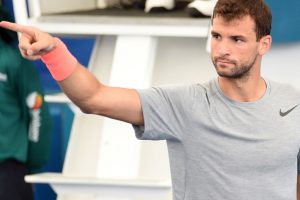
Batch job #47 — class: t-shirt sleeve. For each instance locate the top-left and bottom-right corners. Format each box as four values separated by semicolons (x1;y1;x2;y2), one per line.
133;85;195;141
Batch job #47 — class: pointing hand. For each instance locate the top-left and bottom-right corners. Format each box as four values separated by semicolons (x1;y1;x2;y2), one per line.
0;21;56;60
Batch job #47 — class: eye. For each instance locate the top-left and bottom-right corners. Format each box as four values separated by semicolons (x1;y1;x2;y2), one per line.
233;37;244;43
212;33;221;40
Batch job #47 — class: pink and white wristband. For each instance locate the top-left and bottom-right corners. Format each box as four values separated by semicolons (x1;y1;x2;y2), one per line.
41;37;78;81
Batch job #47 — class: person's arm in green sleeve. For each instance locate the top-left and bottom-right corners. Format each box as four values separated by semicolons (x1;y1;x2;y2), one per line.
18;58;52;173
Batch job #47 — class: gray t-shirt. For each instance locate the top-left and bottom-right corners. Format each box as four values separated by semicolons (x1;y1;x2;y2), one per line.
133;78;300;200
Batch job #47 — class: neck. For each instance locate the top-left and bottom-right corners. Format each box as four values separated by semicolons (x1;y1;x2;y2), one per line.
218;75;267;102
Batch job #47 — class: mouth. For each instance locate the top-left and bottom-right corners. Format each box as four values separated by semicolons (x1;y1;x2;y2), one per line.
216;59;233;64
215;58;235;67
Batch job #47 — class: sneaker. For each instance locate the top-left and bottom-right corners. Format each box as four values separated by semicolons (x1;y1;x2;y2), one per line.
187;0;217;17
145;0;175;13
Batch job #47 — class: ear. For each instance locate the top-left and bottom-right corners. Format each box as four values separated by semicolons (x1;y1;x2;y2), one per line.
258;35;272;55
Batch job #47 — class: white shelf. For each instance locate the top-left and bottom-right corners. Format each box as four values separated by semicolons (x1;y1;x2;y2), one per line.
28;16;210;37
25;173;172;199
45;93;71;103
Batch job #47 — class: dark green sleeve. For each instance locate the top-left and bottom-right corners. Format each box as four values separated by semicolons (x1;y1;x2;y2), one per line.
15;57;52;173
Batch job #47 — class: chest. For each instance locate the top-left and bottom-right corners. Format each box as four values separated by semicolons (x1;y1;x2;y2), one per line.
183;101;300;174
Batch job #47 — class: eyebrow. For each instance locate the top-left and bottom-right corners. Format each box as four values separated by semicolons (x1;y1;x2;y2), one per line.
211;31;220;35
211;31;247;39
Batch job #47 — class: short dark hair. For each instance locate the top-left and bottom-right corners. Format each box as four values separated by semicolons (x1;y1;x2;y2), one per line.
0;7;18;45
212;0;272;40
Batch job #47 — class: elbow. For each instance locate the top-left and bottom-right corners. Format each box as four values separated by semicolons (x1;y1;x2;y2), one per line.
79;106;93;114
74;91;104;115
78;103;99;115
75;98;101;115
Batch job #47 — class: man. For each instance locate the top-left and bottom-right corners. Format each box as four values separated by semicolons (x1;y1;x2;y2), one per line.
0;6;52;200
1;0;299;199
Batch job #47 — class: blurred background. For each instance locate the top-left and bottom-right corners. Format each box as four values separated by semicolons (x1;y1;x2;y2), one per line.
1;0;300;199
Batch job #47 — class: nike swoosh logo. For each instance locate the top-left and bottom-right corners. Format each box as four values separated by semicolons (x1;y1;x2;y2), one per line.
279;105;298;117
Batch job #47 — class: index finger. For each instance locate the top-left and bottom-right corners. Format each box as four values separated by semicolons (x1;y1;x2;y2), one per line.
0;21;36;37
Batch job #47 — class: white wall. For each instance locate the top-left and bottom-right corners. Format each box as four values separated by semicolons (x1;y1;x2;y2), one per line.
152;37;215;86
262;42;300;89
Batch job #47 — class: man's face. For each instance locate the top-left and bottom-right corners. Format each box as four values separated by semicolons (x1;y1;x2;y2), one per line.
211;15;261;79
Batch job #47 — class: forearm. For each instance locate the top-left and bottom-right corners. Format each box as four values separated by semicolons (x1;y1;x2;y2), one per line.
58;62;104;113
40;38;106;113
57;62;143;125
46;40;143;124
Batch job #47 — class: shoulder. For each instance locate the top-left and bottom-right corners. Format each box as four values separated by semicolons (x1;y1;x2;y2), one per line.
137;81;215;112
0;41;37;74
268;79;300;101
0;41;24;69
141;82;212;101
269;80;300;94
